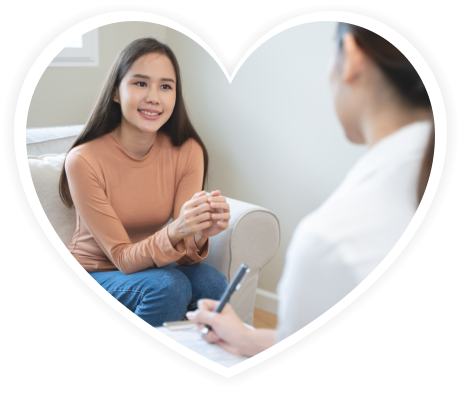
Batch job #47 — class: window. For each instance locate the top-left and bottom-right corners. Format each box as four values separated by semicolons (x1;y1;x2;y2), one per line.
49;29;98;67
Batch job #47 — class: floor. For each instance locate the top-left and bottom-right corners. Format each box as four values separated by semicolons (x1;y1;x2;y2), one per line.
253;308;278;329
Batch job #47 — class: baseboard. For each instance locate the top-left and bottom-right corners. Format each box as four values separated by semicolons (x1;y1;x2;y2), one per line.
254;288;278;315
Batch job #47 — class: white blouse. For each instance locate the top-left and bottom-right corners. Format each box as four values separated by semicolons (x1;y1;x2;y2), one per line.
276;121;432;341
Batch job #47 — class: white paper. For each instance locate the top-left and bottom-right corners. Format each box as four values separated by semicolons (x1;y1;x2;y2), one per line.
157;326;248;367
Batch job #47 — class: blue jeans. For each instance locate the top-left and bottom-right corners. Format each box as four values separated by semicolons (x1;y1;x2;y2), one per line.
89;262;228;327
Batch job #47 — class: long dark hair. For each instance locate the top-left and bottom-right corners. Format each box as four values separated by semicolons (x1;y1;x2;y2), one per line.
336;23;434;204
59;37;209;207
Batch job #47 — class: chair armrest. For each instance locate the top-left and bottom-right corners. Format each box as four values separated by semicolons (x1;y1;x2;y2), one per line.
203;197;280;325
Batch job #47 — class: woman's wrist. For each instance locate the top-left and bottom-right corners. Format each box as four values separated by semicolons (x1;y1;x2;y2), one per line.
167;221;183;247
194;232;208;251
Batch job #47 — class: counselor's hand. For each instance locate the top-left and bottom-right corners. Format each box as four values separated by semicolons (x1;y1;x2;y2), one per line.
198;190;230;238
187;299;277;358
167;191;213;247
186;299;250;357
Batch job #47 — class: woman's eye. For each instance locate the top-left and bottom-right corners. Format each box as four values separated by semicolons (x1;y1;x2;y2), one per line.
135;82;147;87
161;84;172;90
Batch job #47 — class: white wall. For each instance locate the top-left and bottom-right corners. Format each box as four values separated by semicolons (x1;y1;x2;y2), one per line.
27;22;167;127
27;21;367;310
167;22;367;305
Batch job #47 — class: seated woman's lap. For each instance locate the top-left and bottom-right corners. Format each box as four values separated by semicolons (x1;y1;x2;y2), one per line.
169;262;228;310
88;263;227;327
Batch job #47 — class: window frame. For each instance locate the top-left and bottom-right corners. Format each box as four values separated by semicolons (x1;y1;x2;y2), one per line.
49;29;99;67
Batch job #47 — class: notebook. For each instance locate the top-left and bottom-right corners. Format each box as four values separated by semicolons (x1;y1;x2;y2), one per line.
157;325;249;367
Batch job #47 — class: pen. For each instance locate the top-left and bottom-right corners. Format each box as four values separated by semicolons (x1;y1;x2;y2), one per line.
201;263;250;338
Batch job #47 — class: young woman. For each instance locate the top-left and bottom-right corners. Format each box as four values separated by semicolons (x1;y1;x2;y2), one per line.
186;23;435;356
60;38;229;327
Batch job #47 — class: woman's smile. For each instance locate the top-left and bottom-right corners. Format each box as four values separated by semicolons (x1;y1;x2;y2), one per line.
138;108;163;120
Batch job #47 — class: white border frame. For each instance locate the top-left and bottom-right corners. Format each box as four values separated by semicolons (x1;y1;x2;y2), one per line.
14;11;446;378
49;28;99;67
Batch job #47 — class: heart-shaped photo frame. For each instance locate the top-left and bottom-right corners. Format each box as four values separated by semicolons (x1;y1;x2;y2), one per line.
14;11;447;378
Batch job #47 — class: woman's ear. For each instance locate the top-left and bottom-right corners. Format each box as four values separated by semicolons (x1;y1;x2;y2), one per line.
341;33;366;84
113;88;120;104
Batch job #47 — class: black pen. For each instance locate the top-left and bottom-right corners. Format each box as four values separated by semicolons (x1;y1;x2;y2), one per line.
200;264;250;338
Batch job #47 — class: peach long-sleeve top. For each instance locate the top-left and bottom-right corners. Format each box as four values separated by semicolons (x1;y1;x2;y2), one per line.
65;131;209;274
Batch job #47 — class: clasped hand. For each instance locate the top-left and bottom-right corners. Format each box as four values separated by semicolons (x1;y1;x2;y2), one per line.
168;190;230;247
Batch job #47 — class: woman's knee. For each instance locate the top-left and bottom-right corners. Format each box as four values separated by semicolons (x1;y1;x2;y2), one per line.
133;268;193;325
144;268;192;304
203;263;227;285
190;263;228;300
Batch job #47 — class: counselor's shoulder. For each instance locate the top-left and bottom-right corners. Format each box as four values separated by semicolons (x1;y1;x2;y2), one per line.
285;214;334;268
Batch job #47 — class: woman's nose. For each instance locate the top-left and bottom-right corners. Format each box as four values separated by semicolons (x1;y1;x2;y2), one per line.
146;87;160;104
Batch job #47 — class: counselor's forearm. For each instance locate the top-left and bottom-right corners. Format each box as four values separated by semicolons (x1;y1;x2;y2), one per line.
240;329;277;357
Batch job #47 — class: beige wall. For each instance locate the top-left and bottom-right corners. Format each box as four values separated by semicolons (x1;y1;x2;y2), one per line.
27;21;367;304
27;22;167;127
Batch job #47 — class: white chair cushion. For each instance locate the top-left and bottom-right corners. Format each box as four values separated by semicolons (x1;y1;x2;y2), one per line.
28;154;76;246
